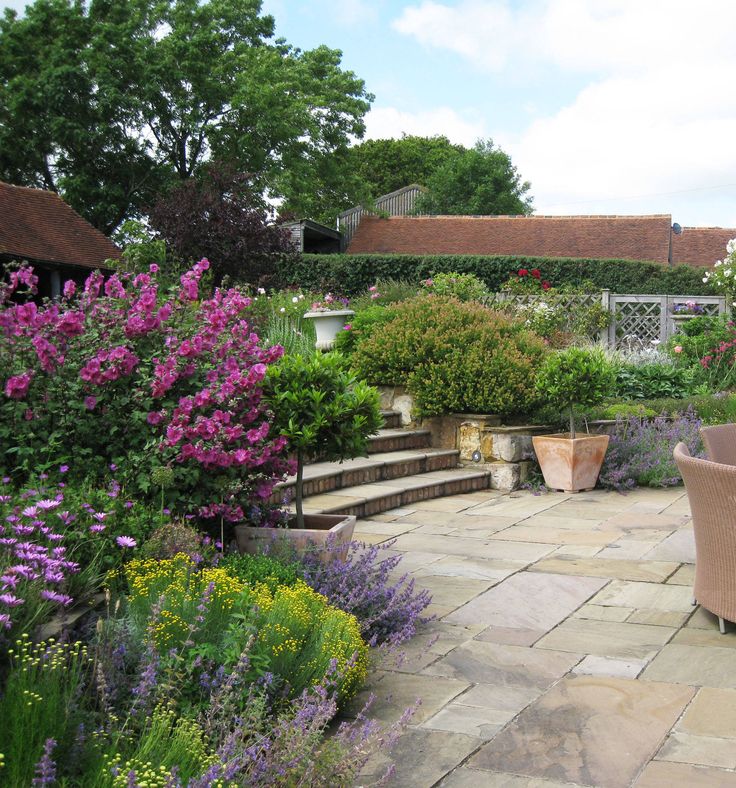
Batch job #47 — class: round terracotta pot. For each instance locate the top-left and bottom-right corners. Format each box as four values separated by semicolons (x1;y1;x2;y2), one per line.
532;433;610;493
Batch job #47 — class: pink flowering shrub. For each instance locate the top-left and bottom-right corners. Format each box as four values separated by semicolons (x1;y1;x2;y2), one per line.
0;260;291;518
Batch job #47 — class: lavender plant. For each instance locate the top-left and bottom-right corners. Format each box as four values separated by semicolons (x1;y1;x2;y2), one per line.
599;407;705;491
297;538;433;647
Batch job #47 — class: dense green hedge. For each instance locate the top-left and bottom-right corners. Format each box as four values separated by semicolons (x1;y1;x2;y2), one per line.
275;254;715;296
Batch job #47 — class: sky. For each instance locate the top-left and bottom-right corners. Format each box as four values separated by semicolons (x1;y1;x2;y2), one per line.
3;0;736;229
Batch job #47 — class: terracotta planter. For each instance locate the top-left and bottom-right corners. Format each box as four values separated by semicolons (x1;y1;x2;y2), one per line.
532;433;610;493
233;513;356;562
303;309;355;351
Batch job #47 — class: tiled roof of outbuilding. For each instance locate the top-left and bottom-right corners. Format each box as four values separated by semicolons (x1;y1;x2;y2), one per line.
0;181;120;269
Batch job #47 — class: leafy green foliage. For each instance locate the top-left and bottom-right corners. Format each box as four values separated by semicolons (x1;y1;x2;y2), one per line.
348;279;421;311
220;552;301;592
332;305;395;356
0;0;371;231
350;296;547;417
278;254;715;297
263;353;383;527
535;347;616;436
415;139;533;216
424;271;490;301
599;403;658;420
612;362;697;399
345;134;464;199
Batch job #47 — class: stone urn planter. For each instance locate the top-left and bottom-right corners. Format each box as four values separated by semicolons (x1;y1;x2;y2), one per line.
234;513;356;562
303;309;355;351
671;313;699;333
532;433;610;493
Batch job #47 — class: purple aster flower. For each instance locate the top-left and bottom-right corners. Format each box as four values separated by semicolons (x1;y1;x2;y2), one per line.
92;512;109;522
0;613;11;629
22;505;39;518
36;499;59;511
89;524;106;533
57;511;75;526
39;590;73;606
59;465;69;473
0;593;24;607
116;536;137;548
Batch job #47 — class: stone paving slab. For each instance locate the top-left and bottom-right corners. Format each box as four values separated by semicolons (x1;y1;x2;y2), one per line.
440;770;584;787
641;643;736;687
422;640;582;689
468;676;694;788
445;571;607;633
530;555;679;583
360;729;480;788
634;760;736;786
535;617;675;661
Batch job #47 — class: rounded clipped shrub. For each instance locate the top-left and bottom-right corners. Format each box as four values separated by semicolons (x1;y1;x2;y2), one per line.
332;304;395;356
534;346;616;436
350;295;547;417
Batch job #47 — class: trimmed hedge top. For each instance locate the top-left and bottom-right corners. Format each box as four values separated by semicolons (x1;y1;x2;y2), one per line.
275;253;715;297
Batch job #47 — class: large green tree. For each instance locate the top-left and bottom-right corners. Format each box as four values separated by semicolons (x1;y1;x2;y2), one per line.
416;139;533;216
345;134;464;200
0;0;371;233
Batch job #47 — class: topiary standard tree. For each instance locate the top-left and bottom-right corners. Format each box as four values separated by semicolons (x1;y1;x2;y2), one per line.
263;352;382;529
534;346;615;438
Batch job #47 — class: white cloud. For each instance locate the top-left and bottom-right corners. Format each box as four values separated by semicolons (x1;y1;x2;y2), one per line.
393;0;736;225
364;106;486;147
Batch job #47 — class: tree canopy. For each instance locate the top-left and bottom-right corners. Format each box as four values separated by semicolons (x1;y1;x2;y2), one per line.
148;162;296;287
345;135;464;200
0;0;372;233
416;139;533;216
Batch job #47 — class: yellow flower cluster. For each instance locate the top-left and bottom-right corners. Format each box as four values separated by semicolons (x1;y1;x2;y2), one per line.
7;634;89;677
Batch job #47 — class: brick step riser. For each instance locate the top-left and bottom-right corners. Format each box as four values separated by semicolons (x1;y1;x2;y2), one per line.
315;474;490;518
274;453;460;501
368;433;431;453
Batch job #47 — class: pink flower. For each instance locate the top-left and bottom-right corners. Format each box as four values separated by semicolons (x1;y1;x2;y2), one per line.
116;536;137;548
62;280;76;299
4;372;33;400
343;323;352;331
149;264;159;273
84;396;97;410
674;345;683;353
146;411;164;426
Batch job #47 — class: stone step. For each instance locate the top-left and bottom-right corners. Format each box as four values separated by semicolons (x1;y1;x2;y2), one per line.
368;428;431;454
380;409;403;429
291;468;492;519
275;448;461;500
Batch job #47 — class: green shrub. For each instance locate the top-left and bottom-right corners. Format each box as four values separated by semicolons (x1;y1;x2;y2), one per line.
264;353;383;528
423;271;489;301
613;362;697;399
534;347;616;437
219;552;301;592
275;253;715;297
350;296;547;417
333;304;395;356
349;278;420;310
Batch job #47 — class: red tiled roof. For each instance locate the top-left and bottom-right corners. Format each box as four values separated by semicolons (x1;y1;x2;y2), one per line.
347;214;736;269
671;227;736;269
0;181;120;269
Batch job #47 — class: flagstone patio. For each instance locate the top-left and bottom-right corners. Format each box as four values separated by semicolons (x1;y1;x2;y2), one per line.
350;486;736;787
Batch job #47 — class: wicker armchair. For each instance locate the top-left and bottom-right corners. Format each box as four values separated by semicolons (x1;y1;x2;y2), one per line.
701;424;736;466
673;442;736;633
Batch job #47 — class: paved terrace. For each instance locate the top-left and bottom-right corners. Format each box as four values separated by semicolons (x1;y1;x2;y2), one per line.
349;487;736;787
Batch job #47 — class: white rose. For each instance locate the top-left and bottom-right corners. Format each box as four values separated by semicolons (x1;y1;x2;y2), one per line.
292;296;298;303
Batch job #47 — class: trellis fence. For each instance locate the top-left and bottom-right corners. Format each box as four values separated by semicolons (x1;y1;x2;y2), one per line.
486;291;727;349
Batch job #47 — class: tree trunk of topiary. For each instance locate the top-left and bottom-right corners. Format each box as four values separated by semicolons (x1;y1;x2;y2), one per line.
295;449;305;529
569;404;576;440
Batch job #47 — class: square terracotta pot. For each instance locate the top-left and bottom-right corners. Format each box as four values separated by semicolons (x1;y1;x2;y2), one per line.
233;513;356;562
532;433;610;493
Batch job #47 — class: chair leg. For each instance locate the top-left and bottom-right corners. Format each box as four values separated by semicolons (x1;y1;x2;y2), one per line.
719;616;727;635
